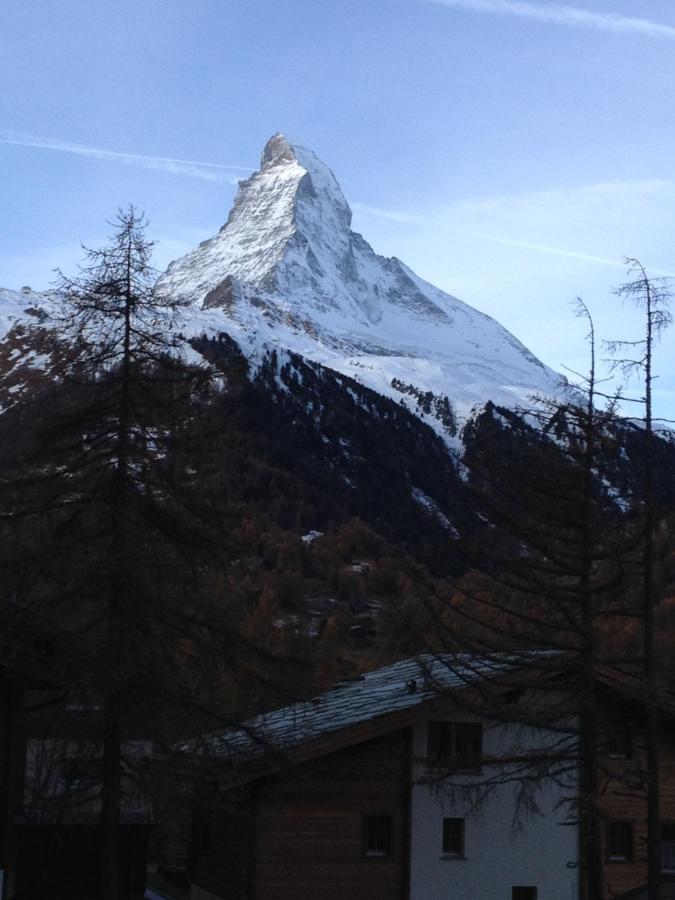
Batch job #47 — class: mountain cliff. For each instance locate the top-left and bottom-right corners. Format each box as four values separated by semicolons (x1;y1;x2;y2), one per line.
1;134;568;440
156;133;567;436
2;136;675;660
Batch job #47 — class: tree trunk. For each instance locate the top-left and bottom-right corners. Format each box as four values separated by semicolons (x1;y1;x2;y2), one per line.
644;282;661;900
100;692;122;900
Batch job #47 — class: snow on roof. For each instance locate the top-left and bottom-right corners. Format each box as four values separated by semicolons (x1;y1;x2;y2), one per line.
197;654;516;763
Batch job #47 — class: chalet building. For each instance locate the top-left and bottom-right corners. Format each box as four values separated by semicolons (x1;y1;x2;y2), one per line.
0;602;151;899
592;674;675;899
0;664;27;899
187;656;675;900
0;603;69;899
18;720;152;900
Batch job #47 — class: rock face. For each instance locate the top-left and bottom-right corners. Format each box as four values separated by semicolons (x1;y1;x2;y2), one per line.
1;134;567;439
156;133;566;433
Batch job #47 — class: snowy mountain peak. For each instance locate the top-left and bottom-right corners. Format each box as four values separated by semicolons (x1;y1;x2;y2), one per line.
157;133;456;325
260;131;350;230
0;136;569;442
260;132;297;168
158;132;357;312
260;132;351;225
154;134;566;434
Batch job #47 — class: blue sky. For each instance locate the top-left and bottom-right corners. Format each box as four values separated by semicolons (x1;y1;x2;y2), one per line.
3;0;675;418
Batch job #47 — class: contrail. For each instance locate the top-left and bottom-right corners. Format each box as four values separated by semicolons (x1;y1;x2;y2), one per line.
353;195;675;277
351;202;426;225
426;0;675;41
460;229;675;275
0;131;253;184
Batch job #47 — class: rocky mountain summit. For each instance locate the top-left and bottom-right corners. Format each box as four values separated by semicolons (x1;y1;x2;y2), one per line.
156;133;567;435
3;135;675;624
2;134;568;440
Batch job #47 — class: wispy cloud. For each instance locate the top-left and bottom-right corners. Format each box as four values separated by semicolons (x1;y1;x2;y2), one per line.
353;178;675;276
460;230;628;268
452;230;675;277
351;202;426;225
0;131;253;184
426;0;675;41
356;200;631;269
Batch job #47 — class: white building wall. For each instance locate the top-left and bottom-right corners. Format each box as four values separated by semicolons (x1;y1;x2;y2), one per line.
409;715;579;900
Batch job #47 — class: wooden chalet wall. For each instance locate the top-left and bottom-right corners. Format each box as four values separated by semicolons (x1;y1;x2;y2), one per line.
600;717;675;897
191;786;253;900
192;729;411;900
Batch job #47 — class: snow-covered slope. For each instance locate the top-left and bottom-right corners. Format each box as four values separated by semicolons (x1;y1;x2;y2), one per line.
0;287;51;332
156;133;566;435
0;134;567;442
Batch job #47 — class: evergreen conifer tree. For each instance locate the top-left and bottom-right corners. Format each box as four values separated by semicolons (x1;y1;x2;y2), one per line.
0;208;230;898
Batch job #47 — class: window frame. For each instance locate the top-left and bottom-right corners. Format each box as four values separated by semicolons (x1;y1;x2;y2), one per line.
607;820;634;863
361;812;394;860
604;716;632;760
427;721;483;773
62;754;100;792
512;888;538;900
441;817;466;859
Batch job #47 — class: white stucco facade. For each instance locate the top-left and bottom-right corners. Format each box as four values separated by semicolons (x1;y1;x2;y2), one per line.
409;715;579;900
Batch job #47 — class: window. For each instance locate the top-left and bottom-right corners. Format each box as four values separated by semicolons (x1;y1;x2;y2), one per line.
428;721;482;771
442;817;465;857
662;823;675;872
607;821;633;862
362;814;393;858
64;756;100;791
604;717;632;759
512;888;537;900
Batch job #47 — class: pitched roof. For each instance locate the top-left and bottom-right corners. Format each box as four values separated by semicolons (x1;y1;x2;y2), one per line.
193;654;521;768
183;651;669;785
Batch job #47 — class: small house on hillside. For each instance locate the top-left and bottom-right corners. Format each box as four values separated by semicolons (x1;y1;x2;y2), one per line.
0;601;73;900
186;655;675;900
186;656;574;900
0;602;152;900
